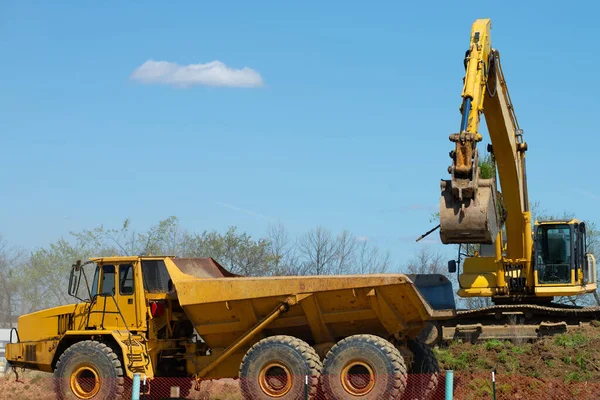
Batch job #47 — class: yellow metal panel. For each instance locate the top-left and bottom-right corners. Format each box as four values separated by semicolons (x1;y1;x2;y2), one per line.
5;339;57;372
300;294;334;343
16;304;83;342
459;257;498;290
535;284;597;296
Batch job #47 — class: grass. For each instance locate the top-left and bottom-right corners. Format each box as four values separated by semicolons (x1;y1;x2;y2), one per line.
433;348;471;370
555;332;588;348
485;339;504;351
565;371;592;384
466;378;493;399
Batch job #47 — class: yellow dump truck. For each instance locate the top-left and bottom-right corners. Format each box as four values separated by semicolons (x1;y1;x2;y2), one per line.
6;256;454;399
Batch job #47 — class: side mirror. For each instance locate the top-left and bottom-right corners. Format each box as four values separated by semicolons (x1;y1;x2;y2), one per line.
448;260;457;274
68;260;82;297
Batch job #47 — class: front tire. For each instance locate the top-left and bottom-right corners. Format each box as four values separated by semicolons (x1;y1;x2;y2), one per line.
320;334;407;400
239;335;322;400
54;340;125;400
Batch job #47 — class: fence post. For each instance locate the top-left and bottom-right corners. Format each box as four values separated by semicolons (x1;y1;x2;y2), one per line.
492;369;497;400
445;369;454;400
132;373;141;400
304;375;309;400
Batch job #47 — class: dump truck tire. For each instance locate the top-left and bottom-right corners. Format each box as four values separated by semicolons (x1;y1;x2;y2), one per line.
402;338;440;400
321;334;407;400
239;335;322;400
54;340;125;400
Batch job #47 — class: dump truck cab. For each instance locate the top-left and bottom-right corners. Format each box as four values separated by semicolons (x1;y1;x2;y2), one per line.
6;256;214;398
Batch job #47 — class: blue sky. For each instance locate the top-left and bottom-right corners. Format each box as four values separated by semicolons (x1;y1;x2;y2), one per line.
1;1;598;266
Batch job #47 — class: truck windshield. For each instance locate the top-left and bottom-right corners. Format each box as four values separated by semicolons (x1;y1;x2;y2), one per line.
70;263;100;302
536;224;572;284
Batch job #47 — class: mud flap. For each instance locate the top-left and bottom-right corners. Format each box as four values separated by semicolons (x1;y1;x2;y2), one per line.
439;178;500;244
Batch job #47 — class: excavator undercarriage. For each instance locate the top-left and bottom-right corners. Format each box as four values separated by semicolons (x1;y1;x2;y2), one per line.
412;275;600;345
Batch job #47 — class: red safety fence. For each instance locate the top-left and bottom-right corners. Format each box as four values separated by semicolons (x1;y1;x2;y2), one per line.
2;372;600;399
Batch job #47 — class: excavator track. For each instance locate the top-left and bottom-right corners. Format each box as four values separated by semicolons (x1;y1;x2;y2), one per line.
456;303;600;318
426;303;600;345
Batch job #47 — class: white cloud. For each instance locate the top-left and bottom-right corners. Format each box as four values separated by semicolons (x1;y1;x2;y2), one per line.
130;59;264;88
355;236;369;242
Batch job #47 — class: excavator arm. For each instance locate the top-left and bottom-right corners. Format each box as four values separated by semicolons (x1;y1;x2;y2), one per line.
439;18;533;297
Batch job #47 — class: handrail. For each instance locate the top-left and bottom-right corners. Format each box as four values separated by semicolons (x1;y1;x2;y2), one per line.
88;293;150;369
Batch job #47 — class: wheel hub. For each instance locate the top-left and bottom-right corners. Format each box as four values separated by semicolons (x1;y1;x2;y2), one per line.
70;364;101;399
341;361;375;396
258;362;293;397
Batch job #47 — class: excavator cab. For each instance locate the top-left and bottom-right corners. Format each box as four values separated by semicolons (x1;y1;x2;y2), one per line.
534;220;597;291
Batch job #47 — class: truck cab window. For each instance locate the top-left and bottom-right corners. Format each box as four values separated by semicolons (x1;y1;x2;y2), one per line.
101;265;116;295
119;264;134;295
90;265;99;298
142;260;171;293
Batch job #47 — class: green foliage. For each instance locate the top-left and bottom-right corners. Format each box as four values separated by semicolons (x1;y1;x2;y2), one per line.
555;332;588;348
497;349;519;371
185;226;274;276
466;378;493;399
485;339;504;350
433;348;471;370
565;371;592;384
478;153;496;179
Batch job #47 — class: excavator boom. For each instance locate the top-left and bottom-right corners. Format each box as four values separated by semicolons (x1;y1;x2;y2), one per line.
439;18;595;301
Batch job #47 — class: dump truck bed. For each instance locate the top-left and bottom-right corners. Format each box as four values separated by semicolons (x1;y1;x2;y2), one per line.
164;258;453;350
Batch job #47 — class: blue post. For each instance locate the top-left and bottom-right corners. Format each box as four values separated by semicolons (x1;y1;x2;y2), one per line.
445;369;454;400
132;373;141;400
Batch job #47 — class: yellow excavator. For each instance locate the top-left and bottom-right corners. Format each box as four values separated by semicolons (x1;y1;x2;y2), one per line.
425;18;598;343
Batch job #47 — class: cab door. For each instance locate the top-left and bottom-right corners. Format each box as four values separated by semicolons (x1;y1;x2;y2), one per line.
86;264;120;329
116;262;140;330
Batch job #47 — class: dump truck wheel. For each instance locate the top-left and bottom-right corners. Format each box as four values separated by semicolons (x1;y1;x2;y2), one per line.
321;334;407;400
402;338;440;400
54;340;125;400
239;335;322;400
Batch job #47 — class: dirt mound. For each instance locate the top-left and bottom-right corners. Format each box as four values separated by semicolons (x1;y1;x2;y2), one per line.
435;325;600;383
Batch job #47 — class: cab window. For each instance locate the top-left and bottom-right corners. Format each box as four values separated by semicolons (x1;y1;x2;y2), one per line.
119;264;134;295
101;265;116;295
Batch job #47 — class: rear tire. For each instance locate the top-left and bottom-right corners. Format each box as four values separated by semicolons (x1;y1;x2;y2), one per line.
239;335;322;400
54;340;125;400
402;339;440;400
320;334;407;400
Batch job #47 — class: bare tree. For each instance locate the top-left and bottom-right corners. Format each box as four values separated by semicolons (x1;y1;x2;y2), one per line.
404;247;446;275
355;240;391;274
297;226;339;275
333;229;357;275
266;221;298;275
0;235;23;328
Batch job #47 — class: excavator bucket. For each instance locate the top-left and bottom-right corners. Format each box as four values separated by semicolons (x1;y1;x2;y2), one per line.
439;178;500;244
